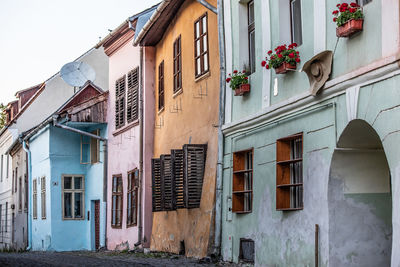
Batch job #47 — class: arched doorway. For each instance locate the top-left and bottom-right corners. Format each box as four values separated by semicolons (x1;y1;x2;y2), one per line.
328;119;392;266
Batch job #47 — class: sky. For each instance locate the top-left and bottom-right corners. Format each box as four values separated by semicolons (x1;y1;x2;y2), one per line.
0;0;160;105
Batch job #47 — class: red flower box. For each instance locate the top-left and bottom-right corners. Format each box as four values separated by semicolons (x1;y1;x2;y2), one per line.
275;62;297;74
336;19;363;37
234;84;250;96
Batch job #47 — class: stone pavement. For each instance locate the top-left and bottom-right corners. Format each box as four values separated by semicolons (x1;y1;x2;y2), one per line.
0;251;239;267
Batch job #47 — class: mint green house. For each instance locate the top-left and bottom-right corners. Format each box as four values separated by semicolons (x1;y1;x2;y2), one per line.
219;0;400;265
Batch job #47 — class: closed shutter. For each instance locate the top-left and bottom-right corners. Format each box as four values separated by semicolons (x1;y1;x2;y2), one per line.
184;144;207;208
115;76;126;129
151;159;162;212
161;154;175;211
127;67;139;123
172;149;185;209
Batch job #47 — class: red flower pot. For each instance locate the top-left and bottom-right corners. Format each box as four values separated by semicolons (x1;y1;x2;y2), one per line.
234;83;250;96
336;19;364;38
274;62;297;74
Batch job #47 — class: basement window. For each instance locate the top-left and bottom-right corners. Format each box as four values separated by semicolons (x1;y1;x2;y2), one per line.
239;238;255;263
276;133;303;211
232;149;253;213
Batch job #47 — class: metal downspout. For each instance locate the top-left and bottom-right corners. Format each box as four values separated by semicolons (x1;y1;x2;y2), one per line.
22;140;32;251
135;46;144;247
214;0;226;257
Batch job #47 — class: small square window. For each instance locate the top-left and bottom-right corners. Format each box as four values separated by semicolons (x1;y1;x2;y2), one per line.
239;238;255;263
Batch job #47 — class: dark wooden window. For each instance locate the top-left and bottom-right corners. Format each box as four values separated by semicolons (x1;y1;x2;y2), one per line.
161;154;175;211
194;13;209;77
1;155;3;182
24;174;28;212
6;155;9;178
127;67;139;123
276;133;303;211
33;179;37;219
248;1;255;74
239;238;255;263
127;169;138;227
158;61;165;111
290;0;302;46
115;76;126;129
111;175;123;228
41;176;46;219
90;130;100;164
232;149;253;213
14;167;17;193
172;149;185;209
4;202;7;232
151;159;162;212
18;176;22;212
173;36;182;93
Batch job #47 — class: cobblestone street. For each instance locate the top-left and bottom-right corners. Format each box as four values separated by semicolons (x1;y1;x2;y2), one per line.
0;251;235;267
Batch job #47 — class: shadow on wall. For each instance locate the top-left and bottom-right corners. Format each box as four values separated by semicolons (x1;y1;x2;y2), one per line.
328;119;392;267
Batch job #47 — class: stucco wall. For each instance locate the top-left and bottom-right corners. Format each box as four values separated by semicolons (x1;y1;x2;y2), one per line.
151;0;220;258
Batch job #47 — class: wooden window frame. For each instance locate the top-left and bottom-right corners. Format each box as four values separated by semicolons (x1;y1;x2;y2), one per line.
158;61;165;111
1;155;3;182
90;130;100;164
111;174;123;228
80;135;91;164
14;167;17;193
41;176;46;219
276;133;303;211
289;0;303;46
248;1;255;74
115;76;126;129
33;179;37;219
173;35;182;93
194;12;210;78
4;202;7;232
126;169;138;227
232;148;254;214
61;175;85;220
24;174;28;212
0;205;2;234
18;176;22;212
127;67;139;123
6;155;9;179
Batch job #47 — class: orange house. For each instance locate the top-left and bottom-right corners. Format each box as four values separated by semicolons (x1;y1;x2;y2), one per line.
135;0;219;258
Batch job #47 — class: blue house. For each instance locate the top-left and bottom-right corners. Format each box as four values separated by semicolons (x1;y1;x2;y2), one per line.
25;82;108;251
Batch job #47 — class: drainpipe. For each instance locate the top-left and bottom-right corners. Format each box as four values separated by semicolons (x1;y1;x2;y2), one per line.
22;140;32;251
134;46;144;247
52;118;108;248
214;0;226;256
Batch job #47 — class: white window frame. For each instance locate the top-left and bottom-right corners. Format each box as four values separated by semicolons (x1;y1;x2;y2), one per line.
62;175;85;220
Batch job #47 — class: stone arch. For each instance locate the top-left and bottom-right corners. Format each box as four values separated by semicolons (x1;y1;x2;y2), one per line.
328;119;392;267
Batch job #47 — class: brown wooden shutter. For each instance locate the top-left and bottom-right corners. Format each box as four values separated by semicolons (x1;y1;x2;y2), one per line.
161;154;175;211
184;144;207;208
151;159;162;212
172;149;185;209
115;76;126;129
127;67;139;123
158;61;164;110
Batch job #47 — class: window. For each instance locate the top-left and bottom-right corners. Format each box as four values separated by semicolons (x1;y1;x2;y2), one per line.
357;0;372;5
14;167;17;193
33;179;37;219
158;61;165;111
6;155;9;178
127;67;139;123
173;36;182;93
232;149;253;213
248;1;255;74
127;170;138;227
111;175;123;228
194;13;209;77
239;238;255;263
4;202;7;232
81;131;100;164
18;177;22;212
12;170;14;194
41;176;46;219
0;205;2;234
115;76;126;129
276;133;303;210
1;155;3;182
24;175;28;212
290;0;302;46
62;175;84;220
152;144;207;212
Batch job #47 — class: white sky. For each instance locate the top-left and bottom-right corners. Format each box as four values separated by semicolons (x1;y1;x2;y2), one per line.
0;0;160;105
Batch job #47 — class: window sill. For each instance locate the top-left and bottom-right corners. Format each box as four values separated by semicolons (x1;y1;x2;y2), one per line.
277;207;303;211
195;71;210;83
111;225;122;229
62;217;85;220
173;88;183;98
157;107;165;115
126;223;137;228
112;120;139;136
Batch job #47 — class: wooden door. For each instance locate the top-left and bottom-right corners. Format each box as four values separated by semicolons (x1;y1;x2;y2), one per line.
94;200;100;250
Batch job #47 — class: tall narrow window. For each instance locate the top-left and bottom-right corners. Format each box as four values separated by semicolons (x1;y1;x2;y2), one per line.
18;177;22;212
14;167;17;193
290;0;303;46
90;130;100;164
81;135;90;164
6;155;9;178
115;76;126;129
127;170;138;227
158;61;165;111
248;1;255;74
232;149;253;213
111;175;123;228
41;176;46;219
24;174;28;212
173;36;182;93
276;133;303;210
1;155;3;182
4;202;7;232
33;179;37;219
127;67;139;123
194;13;209;77
0;205;2;233
62;175;85;220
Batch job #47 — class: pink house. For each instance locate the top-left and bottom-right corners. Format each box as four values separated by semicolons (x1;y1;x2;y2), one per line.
96;6;156;250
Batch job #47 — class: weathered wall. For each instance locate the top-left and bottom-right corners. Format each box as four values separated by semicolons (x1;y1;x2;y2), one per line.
151;0;220;258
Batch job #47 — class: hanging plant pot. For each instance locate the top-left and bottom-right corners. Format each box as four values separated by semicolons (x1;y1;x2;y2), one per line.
275;62;297;74
336;19;364;37
234;83;250;96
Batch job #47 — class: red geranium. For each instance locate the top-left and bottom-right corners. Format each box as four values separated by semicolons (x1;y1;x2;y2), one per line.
332;2;363;27
262;43;300;70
